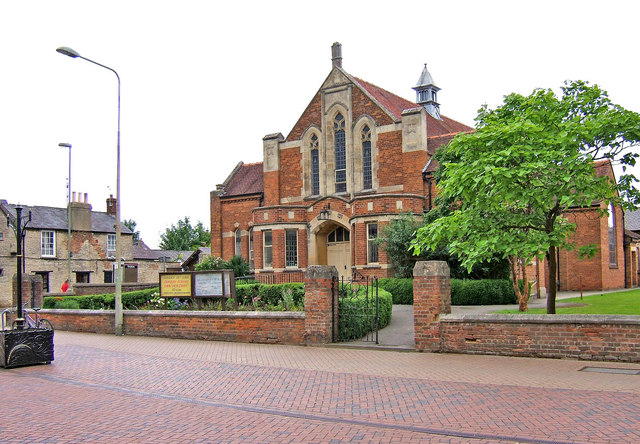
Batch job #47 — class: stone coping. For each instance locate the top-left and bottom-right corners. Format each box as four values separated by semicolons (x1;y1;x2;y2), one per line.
441;313;640;325
41;309;305;319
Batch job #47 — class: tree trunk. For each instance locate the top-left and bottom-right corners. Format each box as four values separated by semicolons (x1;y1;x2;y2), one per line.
546;246;557;314
508;256;529;311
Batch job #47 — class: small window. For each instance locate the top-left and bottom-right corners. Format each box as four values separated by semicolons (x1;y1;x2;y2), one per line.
0;232;4;241
0;268;4;277
41;231;55;257
104;270;114;284
75;271;90;283
367;223;379;263
362;126;372;190
328;226;350;243
34;271;49;292
285;229;298;268
249;228;255;270
608;203;617;267
263;230;273;268
334;113;346;193
311;134;320;196
107;234;116;256
235;229;242;257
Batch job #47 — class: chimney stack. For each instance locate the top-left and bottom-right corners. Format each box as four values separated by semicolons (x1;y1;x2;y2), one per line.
331;42;342;68
70;192;92;231
106;194;117;217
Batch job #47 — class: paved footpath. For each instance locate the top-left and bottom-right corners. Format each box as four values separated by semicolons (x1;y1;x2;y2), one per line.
1;332;639;443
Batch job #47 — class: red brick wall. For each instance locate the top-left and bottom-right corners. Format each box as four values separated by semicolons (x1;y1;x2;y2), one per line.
280;147;302;200
402;150;429;194
217;197;261;261
42;310;306;345
440;316;640;362
376;132;403;188
352;86;394;126
287;93;322;141
263;171;280;206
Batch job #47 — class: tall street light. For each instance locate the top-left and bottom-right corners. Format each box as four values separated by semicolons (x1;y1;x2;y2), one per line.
56;46;123;335
59;142;72;290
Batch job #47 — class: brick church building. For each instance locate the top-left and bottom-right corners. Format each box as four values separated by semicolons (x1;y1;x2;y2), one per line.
210;42;471;282
210;42;631;291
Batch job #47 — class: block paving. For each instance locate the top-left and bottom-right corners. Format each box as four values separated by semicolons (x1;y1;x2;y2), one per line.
0;331;639;443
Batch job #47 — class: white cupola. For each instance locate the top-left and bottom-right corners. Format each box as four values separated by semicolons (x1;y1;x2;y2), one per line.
413;64;441;120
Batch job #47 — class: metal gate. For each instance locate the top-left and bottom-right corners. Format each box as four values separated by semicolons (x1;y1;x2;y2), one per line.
333;272;379;343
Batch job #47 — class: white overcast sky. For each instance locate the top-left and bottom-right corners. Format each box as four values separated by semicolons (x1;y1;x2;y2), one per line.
2;0;638;248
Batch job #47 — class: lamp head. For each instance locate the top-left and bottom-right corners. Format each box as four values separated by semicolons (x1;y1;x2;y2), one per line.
56;47;80;58
59;142;72;148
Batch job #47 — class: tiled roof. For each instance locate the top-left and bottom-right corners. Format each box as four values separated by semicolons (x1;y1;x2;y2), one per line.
353;77;418;122
0;201;132;234
153;250;195;264
223;162;264;197
133;239;161;260
626;209;640;232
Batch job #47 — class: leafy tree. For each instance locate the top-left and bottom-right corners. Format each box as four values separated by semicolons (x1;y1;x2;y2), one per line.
159;217;210;251
377;212;509;279
412;81;640;313
122;219;140;244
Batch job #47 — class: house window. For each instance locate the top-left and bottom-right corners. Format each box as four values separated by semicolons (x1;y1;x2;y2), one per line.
107;234;116;257
75;271;90;283
362;125;372;190
0;232;4;241
263;230;273;268
249;228;254;269
608;203;617;267
334;113;346;193
104;270;114;284
235;229;242;257
34;271;49;292
311;134;320;196
328;226;350;243
285;229;298;268
41;231;55;257
367;223;379;263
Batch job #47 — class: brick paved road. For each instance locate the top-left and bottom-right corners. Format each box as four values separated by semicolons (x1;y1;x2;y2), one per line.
1;332;639;443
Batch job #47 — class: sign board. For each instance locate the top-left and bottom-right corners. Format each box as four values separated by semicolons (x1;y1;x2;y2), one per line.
159;270;236;299
159;273;192;297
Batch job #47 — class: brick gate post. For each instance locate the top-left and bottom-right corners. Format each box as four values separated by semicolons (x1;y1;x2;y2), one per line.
413;261;451;351
304;265;338;345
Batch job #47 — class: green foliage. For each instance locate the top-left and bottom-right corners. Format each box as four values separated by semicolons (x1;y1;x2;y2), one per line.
122;218;140;244
195;255;250;279
378;278;413;304
235;282;305;309
53;298;80;309
413;81;640;313
44;288;159;310
378;212;509;279
159;216;210;250
496;289;640;315
450;279;516;305
338;286;392;341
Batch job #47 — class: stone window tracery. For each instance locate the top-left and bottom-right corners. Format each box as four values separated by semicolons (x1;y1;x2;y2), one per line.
334;113;346;193
362;125;372;190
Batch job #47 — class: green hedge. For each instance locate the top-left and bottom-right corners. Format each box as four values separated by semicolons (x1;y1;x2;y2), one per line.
235;282;305;308
378;278;413;304
451;279;516;305
338;286;393;341
378;278;516;305
43;287;159;310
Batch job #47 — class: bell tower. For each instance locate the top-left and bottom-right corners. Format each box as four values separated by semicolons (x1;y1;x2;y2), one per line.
413;63;441;120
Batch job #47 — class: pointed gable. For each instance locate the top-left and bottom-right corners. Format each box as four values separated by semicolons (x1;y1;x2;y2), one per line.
223;162;264;196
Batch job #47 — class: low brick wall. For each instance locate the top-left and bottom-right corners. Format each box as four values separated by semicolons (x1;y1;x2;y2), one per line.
440;314;640;362
42;309;306;345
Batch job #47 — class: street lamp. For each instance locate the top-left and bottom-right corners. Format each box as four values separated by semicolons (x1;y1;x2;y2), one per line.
56;46;124;335
59;142;72;291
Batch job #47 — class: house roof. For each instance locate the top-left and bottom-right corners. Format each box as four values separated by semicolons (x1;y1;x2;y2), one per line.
153;250;196;264
626;209;640;232
0;201;132;234
133;239;161;260
222;162;264;197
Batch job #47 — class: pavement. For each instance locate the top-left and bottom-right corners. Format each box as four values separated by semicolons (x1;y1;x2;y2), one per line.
1;330;639;443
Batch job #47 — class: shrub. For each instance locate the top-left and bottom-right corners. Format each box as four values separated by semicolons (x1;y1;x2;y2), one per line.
235;282;305;309
53;299;80;309
338;285;392;341
43;287;159;310
378;278;413;304
450;279;516;305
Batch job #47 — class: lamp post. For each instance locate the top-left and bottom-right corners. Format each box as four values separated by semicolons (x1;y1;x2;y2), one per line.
59;142;72;290
8;206;31;329
56;46;123;335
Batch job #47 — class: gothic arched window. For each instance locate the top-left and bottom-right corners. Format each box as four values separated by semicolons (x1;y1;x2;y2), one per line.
334;113;346;193
311;134;320;196
362;125;372;190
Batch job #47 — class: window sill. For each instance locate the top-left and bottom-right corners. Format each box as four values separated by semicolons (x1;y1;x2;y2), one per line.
364;264;381;269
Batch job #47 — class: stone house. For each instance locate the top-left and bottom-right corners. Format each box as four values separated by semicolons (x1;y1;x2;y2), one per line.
210;43;472;281
0;194;137;307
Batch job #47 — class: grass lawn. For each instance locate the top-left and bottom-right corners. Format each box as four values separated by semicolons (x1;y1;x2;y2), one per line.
494;289;640;315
